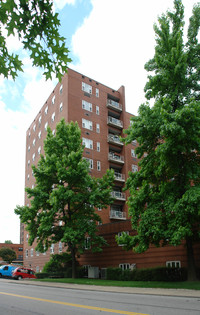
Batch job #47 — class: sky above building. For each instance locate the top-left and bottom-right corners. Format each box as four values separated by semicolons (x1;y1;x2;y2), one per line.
0;0;198;243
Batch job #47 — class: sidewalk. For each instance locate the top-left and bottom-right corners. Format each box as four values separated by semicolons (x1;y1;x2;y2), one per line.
12;279;200;298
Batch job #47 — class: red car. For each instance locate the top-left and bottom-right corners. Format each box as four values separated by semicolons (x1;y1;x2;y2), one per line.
12;267;36;280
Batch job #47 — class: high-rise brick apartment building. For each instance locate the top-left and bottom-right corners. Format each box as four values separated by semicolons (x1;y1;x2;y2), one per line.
22;68;199;273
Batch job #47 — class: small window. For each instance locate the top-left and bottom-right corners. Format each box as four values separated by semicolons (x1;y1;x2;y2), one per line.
96;106;99;115
59;242;62;253
32;153;35;161
96;123;100;133
82;119;93;131
30;248;33;257
36;266;40;273
33;124;36;131
96;88;99;97
82;138;93;149
97;161;101;171
28;131;31;138
38;146;41;155
85;237;91;250
28;160;30;166
60;84;63;94
132;164;138;173
119;263;130;270
166;261;181;268
50;244;54;254
26;249;28;258
51;112;55;122
59;102;63;112
28;145;30;152
27;174;30;180
45;122;48;131
82;100;92;112
38;131;41;139
36;251;39;256
82;82;92;94
85;158;93;169
39;116;42;125
131;149;137;158
97;142;100;152
45;106;48;115
33;138;36;146
52;95;55;104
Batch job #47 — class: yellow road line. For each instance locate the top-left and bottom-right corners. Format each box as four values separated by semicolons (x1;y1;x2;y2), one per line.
0;291;149;315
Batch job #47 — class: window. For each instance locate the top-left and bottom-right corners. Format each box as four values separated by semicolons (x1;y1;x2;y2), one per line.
52;129;55;135
85;237;91;250
96;106;99;115
59;102;63;112
132;164;138;173
32;153;35;161
166;261;181;268
85;158;93;169
30;248;33;257
33;138;36;146
82;138;93;149
51;95;55;105
82;82;92;94
28;160;30;166
45;122;48;130
59;242;62;253
36;251;39;256
28;145;30;151
45;106;48;115
39;116;42;125
82;119;93;130
96;123;100;133
97;142;100;152
96;88;99;97
36;266;40;273
132;140;137;146
51;112;55;122
26;249;28;258
38;131;41;139
119;263;130;270
82;100;92;112
97;161;101;171
38;146;41;155
28;131;31;138
27;174;30;180
131;149;137;158
33;124;36;131
26;234;29;242
59;84;63;94
50;244;54;254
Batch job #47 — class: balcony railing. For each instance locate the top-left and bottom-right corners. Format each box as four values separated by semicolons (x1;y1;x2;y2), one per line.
110;209;126;220
107;116;123;129
108;152;124;164
111;191;126;201
114;172;125;182
108;134;123;146
107;99;122;112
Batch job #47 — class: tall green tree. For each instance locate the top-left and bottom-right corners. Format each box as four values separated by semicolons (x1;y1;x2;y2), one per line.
117;0;200;280
0;247;16;264
0;0;71;80
15;119;114;278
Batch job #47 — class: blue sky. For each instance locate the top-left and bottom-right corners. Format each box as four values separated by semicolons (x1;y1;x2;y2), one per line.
0;0;198;243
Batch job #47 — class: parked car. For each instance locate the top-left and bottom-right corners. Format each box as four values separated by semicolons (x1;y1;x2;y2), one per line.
12;267;36;280
0;265;17;278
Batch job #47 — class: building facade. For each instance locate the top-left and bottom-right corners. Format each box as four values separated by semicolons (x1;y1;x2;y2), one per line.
22;68;199;273
0;243;23;265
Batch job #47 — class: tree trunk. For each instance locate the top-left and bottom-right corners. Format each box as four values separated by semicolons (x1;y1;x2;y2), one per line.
71;248;77;279
186;237;197;281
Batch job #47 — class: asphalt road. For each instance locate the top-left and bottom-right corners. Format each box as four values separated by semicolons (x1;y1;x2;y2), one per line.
0;279;199;315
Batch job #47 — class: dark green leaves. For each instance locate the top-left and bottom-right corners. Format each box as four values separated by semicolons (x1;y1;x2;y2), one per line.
0;0;71;80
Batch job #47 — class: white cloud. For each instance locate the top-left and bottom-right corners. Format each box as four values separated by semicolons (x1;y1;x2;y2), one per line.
71;0;196;115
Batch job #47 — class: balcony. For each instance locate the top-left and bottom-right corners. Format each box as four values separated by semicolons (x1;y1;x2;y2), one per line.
107;99;122;112
110;209;126;220
114;172;125;182
111;191;126;201
108;134;124;147
108;152;124;165
107;116;123;129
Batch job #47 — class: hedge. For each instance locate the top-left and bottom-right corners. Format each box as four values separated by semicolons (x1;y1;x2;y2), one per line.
106;267;188;282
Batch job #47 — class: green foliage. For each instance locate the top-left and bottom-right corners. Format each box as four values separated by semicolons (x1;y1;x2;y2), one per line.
0;0;71;80
15;119;114;277
42;253;73;273
4;240;13;244
119;0;200;280
0;247;16;263
106;267;187;282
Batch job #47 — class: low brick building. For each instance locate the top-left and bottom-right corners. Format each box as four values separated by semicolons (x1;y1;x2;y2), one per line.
0;243;23;265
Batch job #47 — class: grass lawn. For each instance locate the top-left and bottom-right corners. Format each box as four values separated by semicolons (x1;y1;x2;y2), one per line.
35;278;200;290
